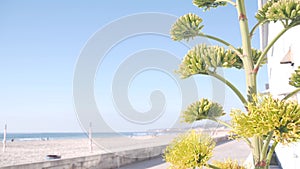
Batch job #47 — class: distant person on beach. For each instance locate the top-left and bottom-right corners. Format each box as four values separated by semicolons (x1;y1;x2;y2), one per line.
11;139;14;142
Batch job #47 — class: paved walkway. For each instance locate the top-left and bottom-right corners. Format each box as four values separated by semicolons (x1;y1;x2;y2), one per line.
275;142;300;169
119;156;168;169
119;140;251;169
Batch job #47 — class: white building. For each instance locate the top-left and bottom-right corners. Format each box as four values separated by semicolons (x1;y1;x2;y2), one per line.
258;0;300;168
259;0;300;100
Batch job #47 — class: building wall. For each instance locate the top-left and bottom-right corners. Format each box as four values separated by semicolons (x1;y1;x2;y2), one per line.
262;15;300;99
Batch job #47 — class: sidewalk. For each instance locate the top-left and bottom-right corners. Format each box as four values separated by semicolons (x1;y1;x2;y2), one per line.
119;140;250;169
275;142;300;169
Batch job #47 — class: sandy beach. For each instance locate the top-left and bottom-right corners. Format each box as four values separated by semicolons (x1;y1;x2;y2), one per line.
0;129;229;167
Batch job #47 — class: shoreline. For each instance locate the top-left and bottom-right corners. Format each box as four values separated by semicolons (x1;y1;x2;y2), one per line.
0;129;229;168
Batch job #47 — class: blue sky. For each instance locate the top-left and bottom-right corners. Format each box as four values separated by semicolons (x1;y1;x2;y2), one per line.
0;1;268;133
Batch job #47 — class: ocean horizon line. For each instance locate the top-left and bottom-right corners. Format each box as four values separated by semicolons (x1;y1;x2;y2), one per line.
0;130;185;141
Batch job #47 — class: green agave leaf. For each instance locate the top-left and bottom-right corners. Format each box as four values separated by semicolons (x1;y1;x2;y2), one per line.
170;13;204;41
182;98;225;123
193;0;227;11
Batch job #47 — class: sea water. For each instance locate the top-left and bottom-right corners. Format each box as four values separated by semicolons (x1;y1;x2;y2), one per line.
0;132;165;141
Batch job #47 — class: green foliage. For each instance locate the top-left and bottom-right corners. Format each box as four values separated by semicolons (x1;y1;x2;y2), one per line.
289;66;300;87
176;44;264;78
212;159;247;169
193;0;227;11
170;13;204;41
256;0;300;27
170;0;300;168
176;44;236;78
182;98;225;123
236;47;267;69
164;130;215;169
230;95;300;144
256;0;278;23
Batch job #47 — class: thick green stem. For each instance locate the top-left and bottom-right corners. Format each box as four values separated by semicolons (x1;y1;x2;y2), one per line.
283;88;300;100
236;0;260;165
236;0;256;94
208;71;247;106
261;131;274;161
266;142;278;167
257;137;264;162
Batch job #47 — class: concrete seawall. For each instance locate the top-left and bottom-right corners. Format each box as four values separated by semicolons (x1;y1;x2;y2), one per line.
1;145;167;169
1;136;228;169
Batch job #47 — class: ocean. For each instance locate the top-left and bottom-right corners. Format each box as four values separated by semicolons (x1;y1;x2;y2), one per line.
0;131;170;141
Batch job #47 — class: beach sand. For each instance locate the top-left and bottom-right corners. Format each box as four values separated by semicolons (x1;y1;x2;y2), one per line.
0;129;229;167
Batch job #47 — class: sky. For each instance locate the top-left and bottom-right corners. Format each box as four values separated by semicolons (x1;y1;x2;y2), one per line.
0;0;268;133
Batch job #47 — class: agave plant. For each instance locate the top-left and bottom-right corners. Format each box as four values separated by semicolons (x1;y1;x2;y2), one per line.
164;130;216;169
212;159;247;169
164;0;300;169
